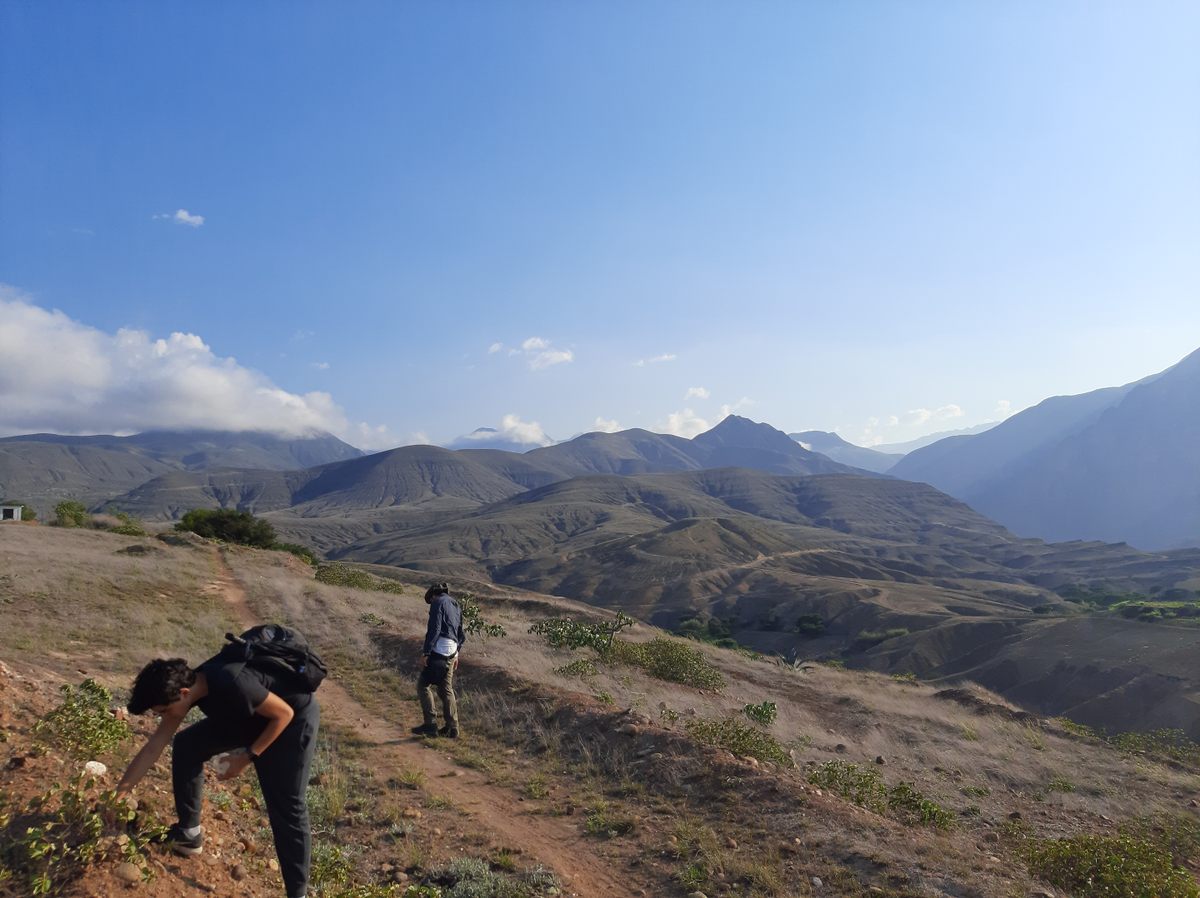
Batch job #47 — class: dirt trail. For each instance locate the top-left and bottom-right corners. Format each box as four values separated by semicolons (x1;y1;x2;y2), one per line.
204;550;644;898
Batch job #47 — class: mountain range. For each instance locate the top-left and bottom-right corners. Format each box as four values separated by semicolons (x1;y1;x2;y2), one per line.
891;347;1200;548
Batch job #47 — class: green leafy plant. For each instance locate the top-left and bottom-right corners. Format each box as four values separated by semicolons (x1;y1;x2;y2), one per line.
0;777;163;896
109;510;147;536
553;658;597;678
807;761;953;828
609;638;725;690
741;700;778;727
854;628;910;648
1018;832;1197;898
529;612;635;656
53;500;89;528
685;716;792;765
33;680;130;759
359;612;387;628
175;508;277;547
459;592;506;639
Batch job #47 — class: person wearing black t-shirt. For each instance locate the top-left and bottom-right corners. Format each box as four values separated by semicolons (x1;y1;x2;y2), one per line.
117;652;320;898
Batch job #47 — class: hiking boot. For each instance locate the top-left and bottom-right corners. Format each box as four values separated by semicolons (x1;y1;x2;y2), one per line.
161;823;204;856
410;723;438;737
439;725;459;739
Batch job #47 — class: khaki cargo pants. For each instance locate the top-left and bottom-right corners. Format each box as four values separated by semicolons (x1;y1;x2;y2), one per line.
417;654;458;728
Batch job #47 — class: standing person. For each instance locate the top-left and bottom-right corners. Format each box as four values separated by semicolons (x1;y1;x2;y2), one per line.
116;631;321;898
412;581;466;738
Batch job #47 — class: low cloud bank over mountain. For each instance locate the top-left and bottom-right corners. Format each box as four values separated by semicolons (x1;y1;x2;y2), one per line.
0;288;392;446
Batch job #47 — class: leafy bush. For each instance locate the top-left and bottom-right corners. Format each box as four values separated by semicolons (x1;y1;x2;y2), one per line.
794;613;825;636
807;761;953;828
33;680;130;759
175;508;276;547
109;511;147;536
610;638;725;690
1021;832;1197;898
1110;728;1200;766
528;613;634;656
53;500;89;528
742;700;778;727
554;658;598;678
460;593;506;639
685;716;792;765
0;776;162;896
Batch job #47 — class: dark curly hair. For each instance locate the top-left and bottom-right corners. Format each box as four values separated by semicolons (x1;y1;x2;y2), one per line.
128;658;196;714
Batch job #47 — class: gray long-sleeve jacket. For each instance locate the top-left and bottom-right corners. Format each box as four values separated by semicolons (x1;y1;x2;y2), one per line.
423;593;467;656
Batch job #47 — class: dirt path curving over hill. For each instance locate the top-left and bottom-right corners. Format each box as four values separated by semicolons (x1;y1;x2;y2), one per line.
204;548;644;898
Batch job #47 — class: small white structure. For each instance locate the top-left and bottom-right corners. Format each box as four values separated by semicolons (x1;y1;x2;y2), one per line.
0;504;23;522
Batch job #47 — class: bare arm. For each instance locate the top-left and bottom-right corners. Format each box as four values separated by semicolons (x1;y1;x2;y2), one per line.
116;712;186;794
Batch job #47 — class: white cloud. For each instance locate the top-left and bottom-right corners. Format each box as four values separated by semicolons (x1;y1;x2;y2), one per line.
633;353;677;367
684;386;710;401
661;408;710;438
154;209;205;228
593;417;621;433
0;287;384;445
719;396;755;418
903;404;962;427
487;342;503;354
993;399;1014;419
511;336;573;370
452;414;554;449
312;361;330;370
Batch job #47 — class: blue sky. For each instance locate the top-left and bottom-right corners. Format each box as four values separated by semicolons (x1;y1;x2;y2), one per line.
2;1;1198;450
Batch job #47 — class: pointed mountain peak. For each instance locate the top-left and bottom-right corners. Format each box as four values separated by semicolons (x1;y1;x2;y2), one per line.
692;416;803;452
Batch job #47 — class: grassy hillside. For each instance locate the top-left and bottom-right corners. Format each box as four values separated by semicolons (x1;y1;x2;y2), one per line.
3;525;1200;898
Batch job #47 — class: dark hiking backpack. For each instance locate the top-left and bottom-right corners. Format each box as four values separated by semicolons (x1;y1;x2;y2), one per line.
218;624;327;693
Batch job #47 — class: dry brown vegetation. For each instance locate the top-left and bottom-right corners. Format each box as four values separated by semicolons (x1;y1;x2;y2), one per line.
2;524;1199;897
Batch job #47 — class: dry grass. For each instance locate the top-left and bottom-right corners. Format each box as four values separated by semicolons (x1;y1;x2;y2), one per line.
5;529;1200;898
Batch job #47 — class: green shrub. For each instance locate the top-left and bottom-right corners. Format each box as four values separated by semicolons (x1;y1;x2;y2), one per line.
610;638;725;690
554;658;598;678
1110;728;1200;766
0;775;163;896
529;613;634;656
33;680;130;759
175;508;276;547
459;593;506;639
110;511;147;537
886;783;955;828
742;700;778;727
890;671;919;685
685;716;792;766
794;614;825;636
1022;833;1197;898
53;500;89;528
316;562;389;591
807;761;952;828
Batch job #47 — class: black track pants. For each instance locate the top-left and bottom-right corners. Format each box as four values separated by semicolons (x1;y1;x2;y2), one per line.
172;699;320;898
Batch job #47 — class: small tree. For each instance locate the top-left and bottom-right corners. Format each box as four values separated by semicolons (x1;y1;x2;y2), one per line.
54;501;89;528
175;508;276;548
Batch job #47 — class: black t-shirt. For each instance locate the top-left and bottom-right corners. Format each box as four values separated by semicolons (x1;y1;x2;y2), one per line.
195;658;309;728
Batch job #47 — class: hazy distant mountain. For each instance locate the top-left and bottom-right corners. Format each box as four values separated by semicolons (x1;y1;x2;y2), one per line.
0;429;362;516
872;422;998;455
789;431;903;473
890;350;1198;548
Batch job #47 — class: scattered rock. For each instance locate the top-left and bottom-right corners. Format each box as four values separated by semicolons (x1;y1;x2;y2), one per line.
268;858;280;872
686;892;708;898
725;836;737;849
617;723;639;736
1008;811;1022;820
230;864;247;881
834;744;847;754
811;876;823;888
875;756;885;765
114;862;142;884
982;832;1000;844
402;808;423;819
